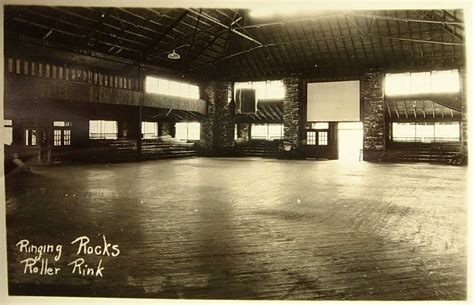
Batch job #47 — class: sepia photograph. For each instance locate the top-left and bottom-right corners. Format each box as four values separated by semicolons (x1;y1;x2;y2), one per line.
1;0;471;303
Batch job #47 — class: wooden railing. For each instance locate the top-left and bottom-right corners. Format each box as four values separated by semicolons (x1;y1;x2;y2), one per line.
5;57;207;114
6;57;140;90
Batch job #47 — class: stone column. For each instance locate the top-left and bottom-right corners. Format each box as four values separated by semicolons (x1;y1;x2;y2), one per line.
361;71;386;161
200;81;235;155
282;77;303;157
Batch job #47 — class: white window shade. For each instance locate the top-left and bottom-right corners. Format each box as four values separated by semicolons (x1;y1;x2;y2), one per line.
307;80;360;122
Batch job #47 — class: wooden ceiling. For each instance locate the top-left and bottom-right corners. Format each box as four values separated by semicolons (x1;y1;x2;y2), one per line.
4;6;465;80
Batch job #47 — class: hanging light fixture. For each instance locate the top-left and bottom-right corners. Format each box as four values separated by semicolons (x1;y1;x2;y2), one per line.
167;50;181;60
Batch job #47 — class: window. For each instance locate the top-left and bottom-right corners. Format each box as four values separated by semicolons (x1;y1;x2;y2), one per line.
385;69;460;96
53;121;72;127
318;131;328;145
8;58;13;73
307;131;316;145
4;119;13;145
64;130;71;145
311;122;329;129
89;120;118;140
142;122;158;139
25;129;37;146
145;76;200;99
251;123;284;140
392;122;460;143
235;80;285;101
175;122;200;141
53;121;72;146
251;124;267;139
306;122;329;145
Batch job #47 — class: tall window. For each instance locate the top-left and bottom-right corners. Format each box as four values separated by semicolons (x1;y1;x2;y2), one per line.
306;131;316;145
385;69;460;96
392;122;460;142
235;80;285;101
89;120;118;140
318;131;328;145
306;122;329;145
53;121;72;146
142;122;158;139
145;76;200;99
25;129;37;146
251;123;284;140
175;122;200;141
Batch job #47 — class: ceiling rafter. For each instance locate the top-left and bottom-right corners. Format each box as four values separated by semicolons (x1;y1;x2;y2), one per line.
344;16;362;67
187;9;263;46
5;7;465;80
143;10;189;59
350;12;464;26
382;11;398;65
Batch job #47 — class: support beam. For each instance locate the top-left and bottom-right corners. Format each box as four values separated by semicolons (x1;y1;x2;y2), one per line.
234;14;345;30
350;12;464;26
187;9;263;46
143;11;189;57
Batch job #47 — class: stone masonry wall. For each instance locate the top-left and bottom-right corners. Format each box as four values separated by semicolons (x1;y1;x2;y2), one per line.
282;77;303;152
200;81;235;154
362;71;386;161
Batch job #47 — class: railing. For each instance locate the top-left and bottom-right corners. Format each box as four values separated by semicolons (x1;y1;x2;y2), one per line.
5;57;207;115
392;137;460;143
6;57;140;91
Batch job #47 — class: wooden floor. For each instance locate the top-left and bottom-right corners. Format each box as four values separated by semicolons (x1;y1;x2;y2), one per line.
5;158;467;300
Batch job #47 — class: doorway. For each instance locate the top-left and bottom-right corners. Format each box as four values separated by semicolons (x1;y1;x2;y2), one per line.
338;122;363;162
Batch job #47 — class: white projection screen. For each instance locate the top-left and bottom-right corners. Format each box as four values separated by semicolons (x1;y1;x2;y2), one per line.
307;80;360;122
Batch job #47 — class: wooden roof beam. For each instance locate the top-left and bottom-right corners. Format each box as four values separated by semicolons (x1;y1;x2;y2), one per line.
393;101;400;119
234;13;345;30
187;9;263;46
350;12;464;26
143;11;189;57
385;100;392;118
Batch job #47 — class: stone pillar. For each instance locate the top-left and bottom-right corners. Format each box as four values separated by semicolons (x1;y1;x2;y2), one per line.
282;77;303;157
361;71;386;161
200;81;235;155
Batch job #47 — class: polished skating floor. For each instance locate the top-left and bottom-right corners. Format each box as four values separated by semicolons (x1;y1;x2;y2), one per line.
5;157;467;300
